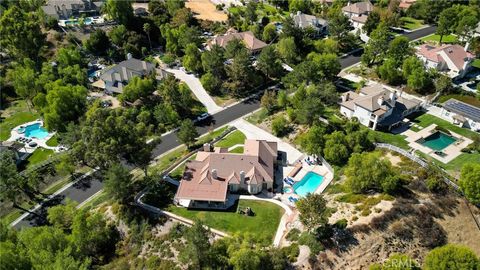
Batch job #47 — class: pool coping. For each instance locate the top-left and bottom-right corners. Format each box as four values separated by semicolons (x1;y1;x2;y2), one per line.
288;162;334;198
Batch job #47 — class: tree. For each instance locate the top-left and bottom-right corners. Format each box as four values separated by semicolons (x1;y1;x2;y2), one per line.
201;45;226;77
0;6;45;60
84;29;110;56
436;9;454;44
277;37;298;65
6;58;38;108
262;23;277;43
289;0;312;13
296;193;328;231
229;246;263;270
42;82;88;132
326;9;352;48
119;77;155;103
181;220;212;269
378;58;403;85
183;43;202;73
104;163;132;202
103;0;133;25
257;46;283;79
362;23;390;66
344;151;398;193
244;1;258;24
299;124;326;158
143;23;152;50
55;153;76;177
363;10;381;35
308;53;341;81
261;90;277;114
225;38;247;59
47;200;78;231
323;131;349;165
313;38;339;55
424;244;479;270
177;119;198;148
388;36;412;67
224;49;255;97
201;72;222;95
271;115;289;137
434;74;452;94
277;90;288;109
459;163;480;204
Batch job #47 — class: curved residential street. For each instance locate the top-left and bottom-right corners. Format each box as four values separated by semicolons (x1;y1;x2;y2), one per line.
12;26;437;229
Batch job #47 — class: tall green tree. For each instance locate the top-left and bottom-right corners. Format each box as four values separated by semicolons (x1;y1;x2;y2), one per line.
388;36;412;67
424;244;479;270
224;49;255;97
180;220;212;269
201;45;226;78
0;6;45;60
363;10;381;35
84;29;110;56
103;0;133;25
296;193;328;231
183;43;203;73
6;58;39;108
104;163;132;203
362;23;390;66
119;77;155;103
143;23;152;50
257;46;283;79
277;37;298;65
177;119;198;148
262;24;277;43
459;163;480;204
326;9;352;48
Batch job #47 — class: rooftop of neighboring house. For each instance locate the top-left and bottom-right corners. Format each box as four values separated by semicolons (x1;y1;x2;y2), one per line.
292;11;328;29
341;85;420;116
42;0;102;17
443;99;480;122
342;1;374;14
175;139;278;202
399;0;416;9
416;44;474;70
207;29;268;52
351;15;368;23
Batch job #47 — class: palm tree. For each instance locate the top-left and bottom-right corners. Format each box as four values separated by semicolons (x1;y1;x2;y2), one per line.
143;23;152;50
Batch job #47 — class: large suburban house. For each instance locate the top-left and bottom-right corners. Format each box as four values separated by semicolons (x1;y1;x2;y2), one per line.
96;57;170;94
342;1;373;31
41;0;102;20
415;44;474;79
175;139;278;209
340;85;421;130
292;11;328;36
206;29;267;54
440;99;480;132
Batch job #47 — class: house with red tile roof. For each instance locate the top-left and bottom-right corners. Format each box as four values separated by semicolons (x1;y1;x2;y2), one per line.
174;139;278;208
206;29;267;54
415;44;474;78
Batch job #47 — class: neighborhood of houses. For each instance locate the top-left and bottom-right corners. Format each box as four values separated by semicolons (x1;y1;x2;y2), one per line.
2;0;480;268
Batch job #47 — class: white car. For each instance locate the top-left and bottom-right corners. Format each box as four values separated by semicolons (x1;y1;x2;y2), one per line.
197;113;210;121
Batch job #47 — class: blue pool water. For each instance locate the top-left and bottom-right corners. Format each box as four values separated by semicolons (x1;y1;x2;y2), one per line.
21;123;49;139
293;172;324;197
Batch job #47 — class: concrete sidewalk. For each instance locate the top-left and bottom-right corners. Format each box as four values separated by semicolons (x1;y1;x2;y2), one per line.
165;68;222;114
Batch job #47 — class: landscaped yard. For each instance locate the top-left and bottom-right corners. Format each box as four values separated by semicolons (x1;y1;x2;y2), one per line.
472;59;480;69
421;34;458;44
0;100;39;140
46;135;59;147
400;17;424;30
26;148;54;169
411;114;479;139
438;94;480;107
167;200;284;243
215;130;246;148
368;130;410;150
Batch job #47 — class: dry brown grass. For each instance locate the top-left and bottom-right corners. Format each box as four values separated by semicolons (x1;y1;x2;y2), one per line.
186;0;228;22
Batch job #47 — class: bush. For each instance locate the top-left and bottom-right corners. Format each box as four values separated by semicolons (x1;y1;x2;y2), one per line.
286;228;300;242
334;219;348;229
298;232;323;255
201;72;222;95
426;176;446;193
281;243;300;262
162;54;176;66
271;115;289;137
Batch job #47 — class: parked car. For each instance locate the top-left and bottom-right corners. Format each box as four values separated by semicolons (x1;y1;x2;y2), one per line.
196;112;210;121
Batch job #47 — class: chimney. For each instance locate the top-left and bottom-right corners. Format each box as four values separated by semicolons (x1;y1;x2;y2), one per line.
211;169;218;179
142;60;148;71
341;92;349;102
464;42;470;52
389;91;397;106
121;66;128;81
377;96;384;107
203;143;211;152
297;11;301;16
240;171;245;184
127;53;132;60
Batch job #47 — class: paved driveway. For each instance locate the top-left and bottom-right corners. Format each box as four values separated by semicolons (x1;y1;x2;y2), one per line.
165;68;222;114
231;119;303;164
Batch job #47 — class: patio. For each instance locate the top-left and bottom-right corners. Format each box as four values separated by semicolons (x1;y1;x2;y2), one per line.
403;124;473;163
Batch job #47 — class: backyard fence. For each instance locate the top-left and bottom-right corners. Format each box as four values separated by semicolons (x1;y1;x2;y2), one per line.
374;143;460;191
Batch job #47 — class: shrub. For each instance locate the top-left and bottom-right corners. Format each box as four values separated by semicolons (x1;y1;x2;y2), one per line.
298;232;323;255
334;219;348;229
286;228;300;242
271;115;289;137
281;243;300;262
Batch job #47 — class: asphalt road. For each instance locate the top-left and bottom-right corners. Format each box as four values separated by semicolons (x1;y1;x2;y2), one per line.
13;26;437;229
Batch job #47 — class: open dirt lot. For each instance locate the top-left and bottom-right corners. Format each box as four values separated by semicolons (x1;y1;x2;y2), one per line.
186;0;228;22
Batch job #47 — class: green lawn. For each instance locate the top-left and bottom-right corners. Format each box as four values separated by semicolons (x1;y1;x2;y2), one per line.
438;94;480;107
215;130;246;148
45;135;59;147
368;130;410;150
442;153;480;172
400;17;424;30
472;59;480;69
167;200;284;243
26;148;54;169
0;100;39;140
246;108;269;125
230;146;244;153
411;114;479;139
421;34;458;44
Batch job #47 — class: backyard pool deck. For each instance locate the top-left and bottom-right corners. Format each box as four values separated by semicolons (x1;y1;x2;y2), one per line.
404;124;473;163
6;120;60;153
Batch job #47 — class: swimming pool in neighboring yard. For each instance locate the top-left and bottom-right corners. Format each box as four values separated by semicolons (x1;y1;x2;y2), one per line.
418;131;456;151
293;172;324;197
18;123;49;139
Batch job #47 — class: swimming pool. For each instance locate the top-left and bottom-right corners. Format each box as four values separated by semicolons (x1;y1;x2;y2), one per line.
418;131;456;151
293;172;324;197
19;123;49;139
